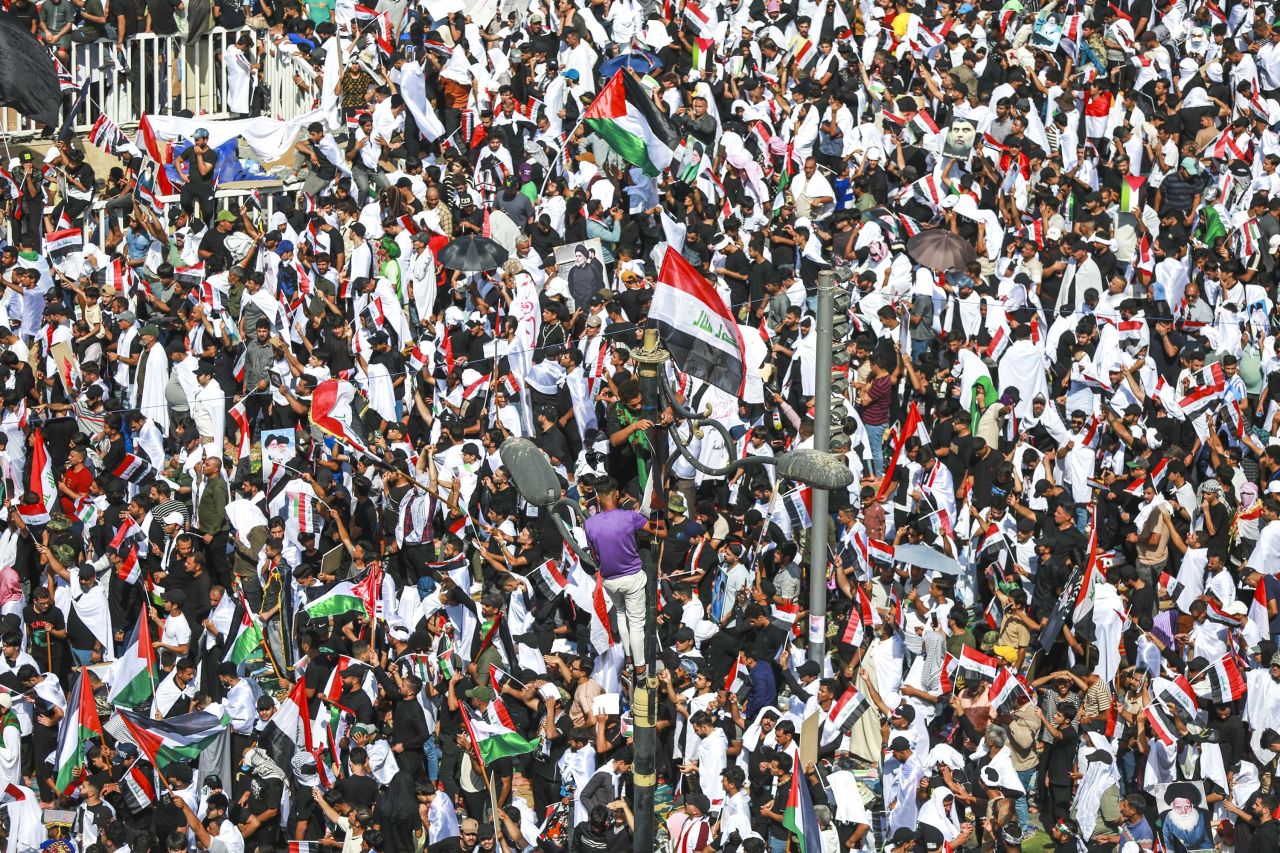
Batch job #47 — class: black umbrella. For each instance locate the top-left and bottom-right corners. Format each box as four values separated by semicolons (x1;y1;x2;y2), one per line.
437;236;510;272
0;12;61;127
906;228;976;271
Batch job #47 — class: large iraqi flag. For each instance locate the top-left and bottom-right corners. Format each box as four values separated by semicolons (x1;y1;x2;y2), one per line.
651;247;748;396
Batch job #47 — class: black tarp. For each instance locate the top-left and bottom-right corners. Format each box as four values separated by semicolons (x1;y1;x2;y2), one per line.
0;12;60;127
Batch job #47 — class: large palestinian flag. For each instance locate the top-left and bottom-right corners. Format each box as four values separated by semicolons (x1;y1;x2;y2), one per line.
650;247;747;396
582;71;678;177
108;609;158;709
53;668;103;794
116;707;226;768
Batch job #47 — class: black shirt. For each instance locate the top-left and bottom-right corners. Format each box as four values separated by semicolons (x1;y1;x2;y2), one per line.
180;144;220;189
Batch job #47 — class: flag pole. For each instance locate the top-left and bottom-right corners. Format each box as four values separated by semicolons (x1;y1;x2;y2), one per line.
258;628;286;681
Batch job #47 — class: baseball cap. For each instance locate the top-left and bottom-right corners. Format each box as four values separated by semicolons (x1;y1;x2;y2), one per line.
193;128;210;139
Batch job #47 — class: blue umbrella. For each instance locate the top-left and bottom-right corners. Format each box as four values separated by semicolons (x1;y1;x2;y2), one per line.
600;51;662;78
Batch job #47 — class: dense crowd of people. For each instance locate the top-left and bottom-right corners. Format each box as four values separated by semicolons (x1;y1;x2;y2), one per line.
6;0;1280;851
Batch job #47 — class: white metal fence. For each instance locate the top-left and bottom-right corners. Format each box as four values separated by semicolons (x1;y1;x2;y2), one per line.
0;28;245;140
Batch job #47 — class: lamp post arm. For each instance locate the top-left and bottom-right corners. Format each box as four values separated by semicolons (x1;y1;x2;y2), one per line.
550;497;600;572
660;374;778;479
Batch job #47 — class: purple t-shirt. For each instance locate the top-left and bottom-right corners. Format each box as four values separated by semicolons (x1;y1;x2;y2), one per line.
583;509;647;579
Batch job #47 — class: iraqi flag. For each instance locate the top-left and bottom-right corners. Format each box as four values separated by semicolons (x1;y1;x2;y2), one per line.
956;646;1000;683
581;71;678;177
827;687;872;733
53;668;102;795
1143;703;1178;747
288;492;324;535
120;757;156;812
229;401;251;462
783;486;813;531
108;608;158;709
1248;575;1271;644
45;228;83;261
1176;363;1226;418
531;558;569;600
651;246;748;396
115;546;141;584
28;430;56;514
724;656;750;697
112;452;153;484
1201;654;1247;703
109;515;146;553
311;380;374;458
874;402;926;502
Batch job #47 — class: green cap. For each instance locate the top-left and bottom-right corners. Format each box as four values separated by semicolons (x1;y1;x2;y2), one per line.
465;686;496;702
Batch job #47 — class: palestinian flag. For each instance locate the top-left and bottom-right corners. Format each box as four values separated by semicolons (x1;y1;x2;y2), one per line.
117;707;226;768
303;581;368;620
53;668;103;794
460;705;539;768
582;71;678;177
108;608;158;709
224;591;265;666
781;752;821;852
120;757;156;812
258;679;313;770
650;247;747;396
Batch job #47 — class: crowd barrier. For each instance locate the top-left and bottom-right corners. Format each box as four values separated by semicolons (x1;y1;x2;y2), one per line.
0;28;259;141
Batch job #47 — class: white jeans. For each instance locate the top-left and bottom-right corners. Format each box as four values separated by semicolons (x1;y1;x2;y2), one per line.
602;570;649;668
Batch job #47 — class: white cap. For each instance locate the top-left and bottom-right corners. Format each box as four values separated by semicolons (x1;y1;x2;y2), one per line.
163;512;184;526
445;306;466;326
545;279;569;299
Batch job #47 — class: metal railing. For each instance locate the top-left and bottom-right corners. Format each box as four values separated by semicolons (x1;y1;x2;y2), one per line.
263;41;320;123
0;29;241;140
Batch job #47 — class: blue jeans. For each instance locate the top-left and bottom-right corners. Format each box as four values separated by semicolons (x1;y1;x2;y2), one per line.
424;735;440;783
1075;506;1089;532
865;421;888;476
1016;768;1036;832
911;338;929;360
768;836;788;853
